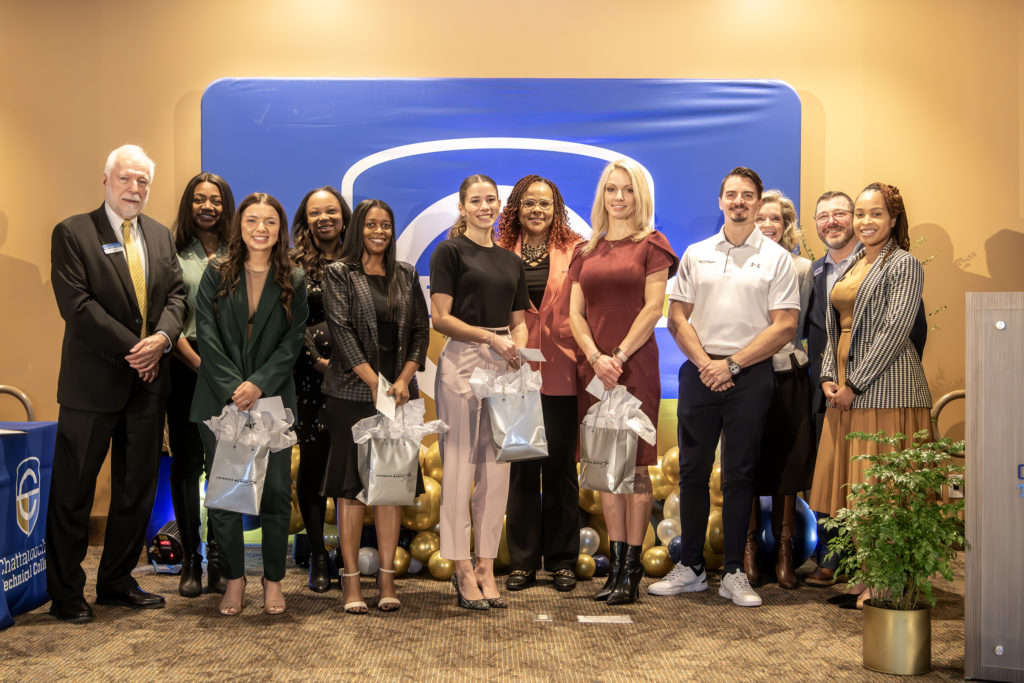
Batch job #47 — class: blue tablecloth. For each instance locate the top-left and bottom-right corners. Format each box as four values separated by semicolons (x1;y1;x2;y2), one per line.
0;421;56;628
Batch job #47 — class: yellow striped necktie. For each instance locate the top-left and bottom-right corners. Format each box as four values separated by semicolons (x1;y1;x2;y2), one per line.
121;220;148;334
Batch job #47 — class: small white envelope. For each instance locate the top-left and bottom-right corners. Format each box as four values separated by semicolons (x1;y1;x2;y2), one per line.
376;376;396;421
252;395;286;419
518;348;546;363
586;375;608;400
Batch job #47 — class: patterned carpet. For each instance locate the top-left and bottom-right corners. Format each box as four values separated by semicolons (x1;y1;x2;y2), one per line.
1;547;965;682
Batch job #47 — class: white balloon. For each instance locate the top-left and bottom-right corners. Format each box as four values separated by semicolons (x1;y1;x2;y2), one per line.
579;526;600;556
664;491;680;522
408;558;424;574
357;547;380;576
657;517;682;544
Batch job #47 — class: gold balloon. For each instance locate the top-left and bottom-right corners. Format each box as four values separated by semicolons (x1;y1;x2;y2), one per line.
425;464;443;483
496;517;511;569
427;550;455;580
703;538;724;572
401;476;441;531
410;531;441;563
709;462;724;507
575;553;596;579
661;447;680;486
393;547;410;577
589;514;610;557
288;486;305;534
422;442;442;474
363;504;375;526
642;546;673;577
289;444;301;481
642;522;656;553
706;506;725;554
648;465;674;501
324;497;337;525
579;486;603;515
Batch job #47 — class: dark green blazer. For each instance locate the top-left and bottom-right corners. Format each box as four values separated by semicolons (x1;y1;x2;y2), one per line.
190;261;308;424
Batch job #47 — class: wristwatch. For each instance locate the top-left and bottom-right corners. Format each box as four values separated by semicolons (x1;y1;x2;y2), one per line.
611;347;629;363
725;356;741;376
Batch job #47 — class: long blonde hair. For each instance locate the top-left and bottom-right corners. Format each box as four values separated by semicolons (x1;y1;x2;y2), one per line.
759;189;801;252
582;159;654;255
448;174;498;239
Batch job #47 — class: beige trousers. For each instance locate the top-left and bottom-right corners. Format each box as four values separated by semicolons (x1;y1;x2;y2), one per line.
435;337;511;560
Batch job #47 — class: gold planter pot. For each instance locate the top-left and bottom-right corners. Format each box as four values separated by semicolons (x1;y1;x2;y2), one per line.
862;602;931;675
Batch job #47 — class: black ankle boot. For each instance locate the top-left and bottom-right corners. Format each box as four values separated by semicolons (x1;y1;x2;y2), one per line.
309;552;331;593
206;538;228;595
170;477;202;598
606;545;643;605
593;540;626;601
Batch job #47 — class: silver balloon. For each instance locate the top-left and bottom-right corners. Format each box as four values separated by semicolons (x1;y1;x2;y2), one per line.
357;546;380;576
579;526;600;556
657;517;682;544
663;490;680;522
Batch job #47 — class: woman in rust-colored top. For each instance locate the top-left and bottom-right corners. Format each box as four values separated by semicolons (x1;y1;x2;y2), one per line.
568;159;678;605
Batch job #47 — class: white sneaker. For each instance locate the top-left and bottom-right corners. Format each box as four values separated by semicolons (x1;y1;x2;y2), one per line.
719;570;762;607
648;563;708;596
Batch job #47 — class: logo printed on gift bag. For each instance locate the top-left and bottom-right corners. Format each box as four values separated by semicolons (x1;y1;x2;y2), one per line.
15;457;40;537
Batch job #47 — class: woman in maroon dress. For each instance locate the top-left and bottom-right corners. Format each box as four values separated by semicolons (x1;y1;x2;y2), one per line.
568;159;678;605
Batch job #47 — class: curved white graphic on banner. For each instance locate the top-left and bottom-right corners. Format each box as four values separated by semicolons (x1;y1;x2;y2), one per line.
341;137;652;400
340;137;655;207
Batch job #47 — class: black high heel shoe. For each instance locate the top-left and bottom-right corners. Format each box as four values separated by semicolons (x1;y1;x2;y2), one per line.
606;544;643;605
451;575;489;611
594;541;625;601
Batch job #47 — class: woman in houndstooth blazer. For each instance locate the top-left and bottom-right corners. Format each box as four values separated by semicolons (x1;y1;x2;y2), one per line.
808;182;932;607
320;199;429;613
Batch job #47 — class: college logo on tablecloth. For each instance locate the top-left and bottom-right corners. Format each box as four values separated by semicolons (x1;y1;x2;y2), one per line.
15;457;40;537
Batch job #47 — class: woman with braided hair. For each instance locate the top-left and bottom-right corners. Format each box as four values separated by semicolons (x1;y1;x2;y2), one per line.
808;182;932;609
496;175;584;593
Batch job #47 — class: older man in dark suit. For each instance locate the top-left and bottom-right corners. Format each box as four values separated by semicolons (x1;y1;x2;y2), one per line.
46;144;186;623
803;189;927;586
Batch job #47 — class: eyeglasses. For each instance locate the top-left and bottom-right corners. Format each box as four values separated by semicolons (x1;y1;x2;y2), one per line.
815;210;850;224
521;199;553;210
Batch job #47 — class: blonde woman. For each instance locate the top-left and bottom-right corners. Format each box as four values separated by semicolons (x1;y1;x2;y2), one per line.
568;159;678;605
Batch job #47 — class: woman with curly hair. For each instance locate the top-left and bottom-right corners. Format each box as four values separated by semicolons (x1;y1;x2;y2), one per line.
743;189;815;589
289;186;351;593
192;193;308;616
495;175;584;594
168;172;234;597
809;182;932;609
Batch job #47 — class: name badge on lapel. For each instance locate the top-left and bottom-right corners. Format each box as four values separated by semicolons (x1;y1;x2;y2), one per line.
102;242;125;255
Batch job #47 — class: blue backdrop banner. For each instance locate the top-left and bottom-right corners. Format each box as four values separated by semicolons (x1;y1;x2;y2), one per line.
202;78;801;399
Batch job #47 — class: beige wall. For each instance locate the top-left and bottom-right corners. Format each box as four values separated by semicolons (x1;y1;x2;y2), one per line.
2;0;1021;441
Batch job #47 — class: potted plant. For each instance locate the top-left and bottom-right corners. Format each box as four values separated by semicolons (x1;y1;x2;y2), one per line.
824;429;965;676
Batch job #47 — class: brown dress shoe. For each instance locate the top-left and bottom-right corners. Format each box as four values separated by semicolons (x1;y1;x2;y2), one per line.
804;566;837;586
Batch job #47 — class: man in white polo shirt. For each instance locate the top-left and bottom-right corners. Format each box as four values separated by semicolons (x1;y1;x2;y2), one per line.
651;166;799;607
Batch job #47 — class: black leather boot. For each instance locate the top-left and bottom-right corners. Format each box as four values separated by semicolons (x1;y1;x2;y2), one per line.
593;540;626;601
170;477;202;598
308;552;331;593
743;502;761;585
606;544;643;605
205;531;228;595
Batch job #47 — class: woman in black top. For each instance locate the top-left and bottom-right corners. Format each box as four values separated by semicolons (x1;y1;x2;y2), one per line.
289;186;351;593
321;199;429;613
430;174;530;610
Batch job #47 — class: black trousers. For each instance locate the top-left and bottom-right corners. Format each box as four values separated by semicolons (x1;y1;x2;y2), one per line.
677;360;774;574
296;430;330;556
167;343;205;482
505;394;580;573
46;383;164;601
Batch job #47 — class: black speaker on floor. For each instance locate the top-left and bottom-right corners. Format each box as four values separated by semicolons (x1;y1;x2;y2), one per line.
147;520;184;571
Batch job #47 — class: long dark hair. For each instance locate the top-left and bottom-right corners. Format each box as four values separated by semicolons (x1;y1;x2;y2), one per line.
340;199;401;320
214;193;295;321
290;185;351;281
496;175;580;252
172;172;235;252
449;174;498;239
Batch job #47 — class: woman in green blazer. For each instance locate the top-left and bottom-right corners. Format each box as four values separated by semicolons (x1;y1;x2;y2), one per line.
192;193;308;616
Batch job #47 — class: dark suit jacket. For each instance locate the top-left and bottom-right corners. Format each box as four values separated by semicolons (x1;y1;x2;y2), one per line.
190;262;308;423
805;251;928;413
321;261;429;403
50;205;186;411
